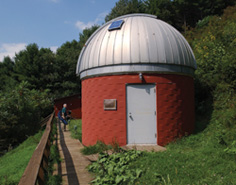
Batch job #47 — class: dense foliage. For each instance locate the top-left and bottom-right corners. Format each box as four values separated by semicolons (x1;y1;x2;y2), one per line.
188;5;236;137
105;0;235;31
0;81;52;153
0;25;99;98
187;6;236;89
0;26;99;152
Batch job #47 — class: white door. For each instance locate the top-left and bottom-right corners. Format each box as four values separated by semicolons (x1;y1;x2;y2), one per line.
127;84;157;144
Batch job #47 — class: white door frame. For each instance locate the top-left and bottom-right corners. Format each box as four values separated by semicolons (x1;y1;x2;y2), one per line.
126;83;157;145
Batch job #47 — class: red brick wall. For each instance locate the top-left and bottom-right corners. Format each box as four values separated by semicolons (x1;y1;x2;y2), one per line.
54;95;81;119
82;74;194;146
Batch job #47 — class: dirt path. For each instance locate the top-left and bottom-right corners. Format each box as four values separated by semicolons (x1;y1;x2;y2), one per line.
54;122;93;185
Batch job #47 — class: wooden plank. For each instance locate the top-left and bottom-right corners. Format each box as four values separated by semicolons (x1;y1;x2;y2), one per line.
19;112;54;185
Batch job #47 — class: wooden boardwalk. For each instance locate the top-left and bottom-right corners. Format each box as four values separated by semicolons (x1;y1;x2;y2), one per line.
54;122;93;185
53;121;166;185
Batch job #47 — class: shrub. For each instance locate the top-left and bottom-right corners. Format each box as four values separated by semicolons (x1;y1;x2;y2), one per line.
0;81;53;152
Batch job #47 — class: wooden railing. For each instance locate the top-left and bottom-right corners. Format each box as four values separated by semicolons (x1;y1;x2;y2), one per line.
19;112;55;185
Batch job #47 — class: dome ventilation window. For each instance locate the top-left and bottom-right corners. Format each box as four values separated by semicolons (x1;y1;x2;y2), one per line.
108;20;124;31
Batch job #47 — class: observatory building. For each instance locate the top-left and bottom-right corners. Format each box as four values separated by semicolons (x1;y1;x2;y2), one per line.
76;14;196;146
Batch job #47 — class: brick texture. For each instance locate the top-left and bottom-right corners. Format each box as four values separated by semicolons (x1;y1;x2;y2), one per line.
82;74;194;146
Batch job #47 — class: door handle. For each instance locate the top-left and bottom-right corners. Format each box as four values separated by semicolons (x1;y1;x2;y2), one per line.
129;113;134;121
129;112;132;117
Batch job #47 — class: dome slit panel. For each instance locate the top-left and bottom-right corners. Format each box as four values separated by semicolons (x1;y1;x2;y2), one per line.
93;26;107;67
97;25;109;67
77;50;83;73
177;29;192;67
163;22;181;65
90;38;98;67
83;44;92;71
182;37;196;68
89;38;99;68
145;18;158;63
99;29;111;66
130;17;140;63
158;21;174;64
155;21;167;63
139;17;151;63
77;48;83;73
113;31;118;65
106;29;117;65
120;18;127;64
177;33;192;67
170;28;186;66
178;30;196;68
87;43;94;69
113;23;123;64
80;47;87;71
163;23;175;64
122;17;132;64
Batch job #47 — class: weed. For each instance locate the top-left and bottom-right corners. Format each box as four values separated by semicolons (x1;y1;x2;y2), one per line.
81;141;112;155
111;138;123;153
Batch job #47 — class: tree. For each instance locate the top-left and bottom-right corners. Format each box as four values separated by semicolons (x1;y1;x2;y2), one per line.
54;40;81;98
0;81;52;151
186;6;236;92
172;0;236;32
0;56;15;91
14;44;40;88
143;0;175;25
37;48;57;90
14;44;57;92
105;0;235;32
105;0;145;22
78;25;99;49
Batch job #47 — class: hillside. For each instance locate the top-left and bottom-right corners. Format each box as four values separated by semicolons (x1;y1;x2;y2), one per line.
0;131;43;185
88;5;236;184
133;6;236;184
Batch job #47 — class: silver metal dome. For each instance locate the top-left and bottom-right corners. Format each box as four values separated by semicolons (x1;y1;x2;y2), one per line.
76;14;196;79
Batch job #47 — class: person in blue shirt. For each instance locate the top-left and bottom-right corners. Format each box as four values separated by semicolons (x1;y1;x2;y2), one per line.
62;103;67;119
58;103;68;131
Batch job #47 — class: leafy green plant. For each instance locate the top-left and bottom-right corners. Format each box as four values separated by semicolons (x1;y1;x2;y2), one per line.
88;150;143;185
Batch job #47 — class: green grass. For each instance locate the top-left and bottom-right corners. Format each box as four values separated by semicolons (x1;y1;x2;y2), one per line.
87;109;236;185
69;119;82;141
128;131;236;185
70;107;236;184
0;131;43;185
87;131;236;184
